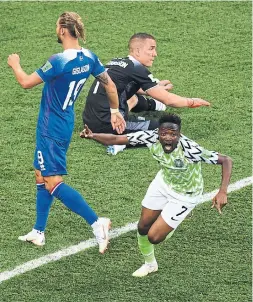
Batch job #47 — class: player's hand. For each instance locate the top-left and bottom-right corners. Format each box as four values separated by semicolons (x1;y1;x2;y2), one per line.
80;124;93;138
111;112;126;134
7;53;20;69
211;191;228;214
159;80;173;91
188;98;210;108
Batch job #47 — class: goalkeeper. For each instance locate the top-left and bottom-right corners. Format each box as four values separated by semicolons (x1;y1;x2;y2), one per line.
82;32;210;136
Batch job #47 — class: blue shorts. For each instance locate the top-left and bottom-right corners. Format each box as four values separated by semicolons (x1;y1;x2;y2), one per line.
33;134;70;177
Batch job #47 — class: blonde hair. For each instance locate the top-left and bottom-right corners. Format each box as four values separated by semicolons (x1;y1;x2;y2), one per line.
58;12;86;43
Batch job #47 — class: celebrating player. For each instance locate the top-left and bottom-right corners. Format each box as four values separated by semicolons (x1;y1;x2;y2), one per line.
80;113;233;274
7;12;125;253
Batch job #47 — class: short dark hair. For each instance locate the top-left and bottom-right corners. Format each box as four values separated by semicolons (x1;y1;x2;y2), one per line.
159;114;181;130
128;33;156;49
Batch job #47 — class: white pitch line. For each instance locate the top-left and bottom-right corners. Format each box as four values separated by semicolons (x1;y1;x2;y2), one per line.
0;176;252;284
1;0;251;2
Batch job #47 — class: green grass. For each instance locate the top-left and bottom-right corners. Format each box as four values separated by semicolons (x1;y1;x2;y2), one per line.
1;187;251;302
0;1;252;301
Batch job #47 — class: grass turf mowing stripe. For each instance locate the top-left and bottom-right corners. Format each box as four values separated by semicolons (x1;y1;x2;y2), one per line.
0;176;252;284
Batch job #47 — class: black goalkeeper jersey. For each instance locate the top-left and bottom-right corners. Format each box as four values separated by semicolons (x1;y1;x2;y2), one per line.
82;55;158;132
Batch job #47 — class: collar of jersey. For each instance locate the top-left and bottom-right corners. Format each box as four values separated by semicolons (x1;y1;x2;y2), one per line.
128;55;141;65
63;48;83;54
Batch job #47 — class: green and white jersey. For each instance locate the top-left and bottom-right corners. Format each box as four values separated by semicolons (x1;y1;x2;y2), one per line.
127;129;218;196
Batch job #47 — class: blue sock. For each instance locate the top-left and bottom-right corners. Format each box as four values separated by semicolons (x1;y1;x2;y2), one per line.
51;182;98;225
34;183;54;232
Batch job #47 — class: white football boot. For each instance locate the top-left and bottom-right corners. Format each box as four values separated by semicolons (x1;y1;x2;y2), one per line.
93;218;111;254
107;145;126;155
132;261;158;277
18;229;45;246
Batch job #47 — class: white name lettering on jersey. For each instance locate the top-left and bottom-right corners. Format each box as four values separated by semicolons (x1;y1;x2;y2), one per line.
72;65;90;75
107;60;128;68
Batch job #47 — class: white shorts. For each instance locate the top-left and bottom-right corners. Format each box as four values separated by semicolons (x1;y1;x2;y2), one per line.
142;170;203;229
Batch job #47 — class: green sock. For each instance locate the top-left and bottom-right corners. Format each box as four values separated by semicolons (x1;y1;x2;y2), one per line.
165;229;175;241
137;232;156;263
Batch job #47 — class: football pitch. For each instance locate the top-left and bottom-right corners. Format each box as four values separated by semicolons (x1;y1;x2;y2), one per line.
0;1;252;301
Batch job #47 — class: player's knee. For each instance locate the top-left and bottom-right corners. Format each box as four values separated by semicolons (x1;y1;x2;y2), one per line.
148;233;164;245
148;229;167;244
35;169;44;184
137;221;151;235
44;176;63;192
127;95;138;111
131;95;149;113
44;182;52;192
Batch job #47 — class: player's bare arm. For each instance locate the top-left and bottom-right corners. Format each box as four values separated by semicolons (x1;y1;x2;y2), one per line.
212;154;233;214
96;71;118;107
95;71;119;110
80;124;129;145
137;80;173;95
7;54;43;89
96;71;126;134
158;80;173;91
96;71;109;85
146;85;210;108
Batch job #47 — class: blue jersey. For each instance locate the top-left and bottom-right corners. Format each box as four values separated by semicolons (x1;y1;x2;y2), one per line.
36;48;105;141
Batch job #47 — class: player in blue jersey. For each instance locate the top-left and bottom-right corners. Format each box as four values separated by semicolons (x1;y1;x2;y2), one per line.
7;12;125;253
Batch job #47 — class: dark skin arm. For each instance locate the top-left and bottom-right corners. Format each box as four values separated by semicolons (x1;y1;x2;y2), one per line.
80;125;129;146
212;154;233;214
81;125;232;215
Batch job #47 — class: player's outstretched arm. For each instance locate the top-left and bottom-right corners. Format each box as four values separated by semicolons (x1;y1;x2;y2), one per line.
157;80;174;91
80;125;129;146
146;86;210;108
7;54;43;89
212;154;233;214
137;79;173;95
96;71;126;134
